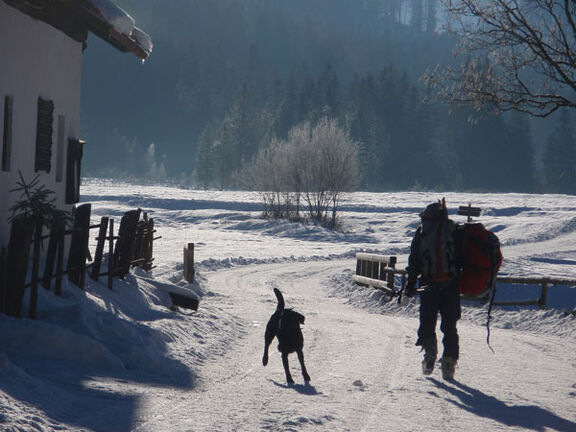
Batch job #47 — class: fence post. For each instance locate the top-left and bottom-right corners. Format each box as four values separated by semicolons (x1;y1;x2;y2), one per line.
133;218;145;269
143;218;154;271
5;218;34;317
183;243;195;283
42;225;60;290
29;217;43;319
55;228;64;296
387;256;397;290
113;209;141;278
0;247;6;313
108;218;114;290
91;216;109;281
379;260;387;281
538;281;548;309
67;203;91;288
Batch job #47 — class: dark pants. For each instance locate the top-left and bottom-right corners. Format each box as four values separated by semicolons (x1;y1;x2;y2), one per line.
416;281;461;360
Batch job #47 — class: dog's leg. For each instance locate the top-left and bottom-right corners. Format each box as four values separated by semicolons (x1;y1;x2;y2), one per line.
263;319;277;366
281;352;295;384
297;350;311;382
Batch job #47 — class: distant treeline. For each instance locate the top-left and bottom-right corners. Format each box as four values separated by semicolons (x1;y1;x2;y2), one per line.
81;0;576;194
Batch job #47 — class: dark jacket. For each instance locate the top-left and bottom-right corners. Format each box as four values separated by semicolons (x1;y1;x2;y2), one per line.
406;217;462;288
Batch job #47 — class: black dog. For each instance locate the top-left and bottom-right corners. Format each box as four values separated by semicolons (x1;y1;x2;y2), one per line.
262;288;311;384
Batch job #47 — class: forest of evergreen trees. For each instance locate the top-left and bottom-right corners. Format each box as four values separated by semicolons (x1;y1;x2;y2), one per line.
80;0;576;193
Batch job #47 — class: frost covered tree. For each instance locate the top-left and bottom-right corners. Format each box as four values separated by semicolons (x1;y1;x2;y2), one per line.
145;143;167;181
437;0;576;117
293;119;359;228
241;138;298;218
245;118;359;228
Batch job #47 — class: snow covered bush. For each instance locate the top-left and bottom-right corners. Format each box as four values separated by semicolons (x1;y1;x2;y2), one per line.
244;118;359;228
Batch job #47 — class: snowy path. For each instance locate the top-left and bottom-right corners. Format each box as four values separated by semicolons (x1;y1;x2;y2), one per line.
130;260;576;432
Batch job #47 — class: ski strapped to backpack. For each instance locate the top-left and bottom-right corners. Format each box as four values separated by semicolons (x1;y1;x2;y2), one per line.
457;222;503;349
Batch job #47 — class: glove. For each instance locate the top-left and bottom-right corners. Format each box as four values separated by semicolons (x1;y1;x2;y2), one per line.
404;283;417;298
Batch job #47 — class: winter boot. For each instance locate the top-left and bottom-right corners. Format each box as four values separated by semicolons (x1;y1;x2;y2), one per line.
422;353;436;376
441;357;457;380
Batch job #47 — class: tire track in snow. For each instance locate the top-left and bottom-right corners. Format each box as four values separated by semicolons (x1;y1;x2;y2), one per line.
131;259;418;431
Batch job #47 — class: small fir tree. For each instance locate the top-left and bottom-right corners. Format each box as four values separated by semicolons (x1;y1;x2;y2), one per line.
8;172;71;229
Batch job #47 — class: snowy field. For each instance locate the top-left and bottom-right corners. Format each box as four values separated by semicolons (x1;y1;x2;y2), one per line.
1;178;575;431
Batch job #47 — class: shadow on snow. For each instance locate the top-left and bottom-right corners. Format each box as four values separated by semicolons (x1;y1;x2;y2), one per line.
270;379;323;396
429;378;575;432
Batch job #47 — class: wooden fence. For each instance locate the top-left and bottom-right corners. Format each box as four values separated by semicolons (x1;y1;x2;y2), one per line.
183;243;195;283
493;276;576;309
0;205;158;319
353;253;576;310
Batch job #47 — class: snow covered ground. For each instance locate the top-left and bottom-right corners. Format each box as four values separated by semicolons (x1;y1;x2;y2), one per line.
1;179;575;431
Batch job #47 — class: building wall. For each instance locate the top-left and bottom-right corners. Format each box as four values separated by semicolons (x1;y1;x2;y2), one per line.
0;2;84;247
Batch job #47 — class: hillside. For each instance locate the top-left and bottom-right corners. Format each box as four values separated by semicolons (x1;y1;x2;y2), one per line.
81;1;563;192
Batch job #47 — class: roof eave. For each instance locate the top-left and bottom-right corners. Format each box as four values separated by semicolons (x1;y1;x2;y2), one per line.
60;0;151;60
3;0;151;60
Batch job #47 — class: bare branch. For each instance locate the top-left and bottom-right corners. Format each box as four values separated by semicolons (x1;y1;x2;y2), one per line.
438;0;576;116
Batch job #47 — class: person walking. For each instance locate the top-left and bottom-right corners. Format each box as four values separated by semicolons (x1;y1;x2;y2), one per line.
404;199;462;380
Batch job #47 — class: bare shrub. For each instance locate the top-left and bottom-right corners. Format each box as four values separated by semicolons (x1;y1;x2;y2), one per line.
243;118;359;228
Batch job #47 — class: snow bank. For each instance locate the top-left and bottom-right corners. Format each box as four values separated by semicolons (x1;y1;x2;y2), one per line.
329;270;576;340
0;317;124;372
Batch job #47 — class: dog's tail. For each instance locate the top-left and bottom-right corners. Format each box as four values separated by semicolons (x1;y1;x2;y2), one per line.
273;288;285;311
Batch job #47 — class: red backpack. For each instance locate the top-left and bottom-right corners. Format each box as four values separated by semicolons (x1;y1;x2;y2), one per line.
457;223;503;298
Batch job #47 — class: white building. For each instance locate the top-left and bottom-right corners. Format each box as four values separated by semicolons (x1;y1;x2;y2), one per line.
0;0;152;247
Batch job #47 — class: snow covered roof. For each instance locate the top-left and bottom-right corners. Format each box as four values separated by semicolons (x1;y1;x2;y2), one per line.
3;0;152;60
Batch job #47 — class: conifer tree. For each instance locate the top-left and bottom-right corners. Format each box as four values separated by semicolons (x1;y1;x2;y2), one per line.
273;74;298;139
505;112;536;192
543;111;576;194
411;0;424;32
195;126;216;190
425;0;437;33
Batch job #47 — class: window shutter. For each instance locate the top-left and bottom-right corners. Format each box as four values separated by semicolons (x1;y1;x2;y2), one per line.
56;115;65;182
35;97;54;173
2;95;13;172
66;138;84;204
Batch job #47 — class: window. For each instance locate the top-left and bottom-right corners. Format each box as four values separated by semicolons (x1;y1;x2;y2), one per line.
66;138;84;204
35;97;54;173
56;115;65;182
2;95;13;172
